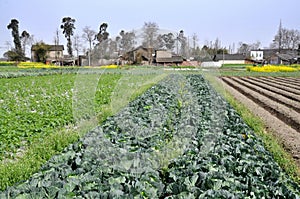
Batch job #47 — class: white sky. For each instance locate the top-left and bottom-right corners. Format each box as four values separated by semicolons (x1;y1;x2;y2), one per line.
1;0;300;57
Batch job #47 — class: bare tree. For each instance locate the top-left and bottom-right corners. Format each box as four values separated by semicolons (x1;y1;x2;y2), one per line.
237;41;261;54
119;30;136;54
20;30;30;57
73;34;82;61
82;26;96;66
142;22;159;48
177;30;188;57
272;28;300;50
53;29;60;63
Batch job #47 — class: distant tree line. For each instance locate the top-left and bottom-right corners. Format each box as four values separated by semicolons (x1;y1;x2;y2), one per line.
4;18;300;62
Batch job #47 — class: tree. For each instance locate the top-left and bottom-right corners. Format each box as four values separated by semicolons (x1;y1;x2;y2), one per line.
60;17;76;57
32;42;51;63
142;22;159;48
82;26;96;66
7;19;23;59
94;23;110;60
119;30;136;54
3;50;23;61
157;33;175;51
271;26;300;50
73;34;81;60
20;30;31;57
237;41;261;54
177;30;188;57
95;23;109;44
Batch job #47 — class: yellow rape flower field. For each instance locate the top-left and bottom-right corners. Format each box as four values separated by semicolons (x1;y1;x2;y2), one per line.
17;62;60;69
247;65;299;72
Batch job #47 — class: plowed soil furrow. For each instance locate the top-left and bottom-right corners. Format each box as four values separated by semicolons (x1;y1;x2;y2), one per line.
221;77;300;133
260;77;300;89
230;77;300;113
271;77;300;86
238;77;300;102
218;77;300;166
276;77;300;83
249;77;300;95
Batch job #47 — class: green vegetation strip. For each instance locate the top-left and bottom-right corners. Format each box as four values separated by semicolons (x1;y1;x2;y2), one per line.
0;70;165;191
204;73;300;185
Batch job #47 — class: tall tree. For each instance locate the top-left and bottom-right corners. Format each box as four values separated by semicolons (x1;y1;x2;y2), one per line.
271;26;300;50
20;30;30;57
95;23;109;44
53;29;60;62
60;17;76;57
142;22;159;48
7;19;23;59
119;30;136;53
177;30;187;57
82;26;96;66
94;23;110;60
73;34;81;60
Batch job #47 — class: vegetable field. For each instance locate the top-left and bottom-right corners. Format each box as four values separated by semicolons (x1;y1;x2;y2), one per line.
221;76;300;167
0;73;121;161
1;74;299;198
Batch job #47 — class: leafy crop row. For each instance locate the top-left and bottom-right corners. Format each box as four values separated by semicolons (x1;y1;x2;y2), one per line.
1;74;299;198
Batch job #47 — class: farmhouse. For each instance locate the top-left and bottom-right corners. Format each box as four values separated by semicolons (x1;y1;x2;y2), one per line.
155;50;184;66
124;46;154;65
250;49;300;64
31;44;64;64
213;53;247;65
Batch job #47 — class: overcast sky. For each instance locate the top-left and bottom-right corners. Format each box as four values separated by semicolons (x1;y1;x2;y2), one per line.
1;0;299;57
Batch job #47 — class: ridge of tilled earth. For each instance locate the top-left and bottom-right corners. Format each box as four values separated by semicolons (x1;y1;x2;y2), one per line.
220;76;300;166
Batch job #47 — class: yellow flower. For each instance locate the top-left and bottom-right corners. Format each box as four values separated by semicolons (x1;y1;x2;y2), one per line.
247;65;298;72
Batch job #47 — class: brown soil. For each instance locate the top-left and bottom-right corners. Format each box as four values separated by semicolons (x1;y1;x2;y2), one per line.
219;76;300;167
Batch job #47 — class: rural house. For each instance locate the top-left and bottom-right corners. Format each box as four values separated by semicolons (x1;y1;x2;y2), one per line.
250;49;300;64
213;53;247;65
31;44;64;64
155;50;184;66
124;46;154;65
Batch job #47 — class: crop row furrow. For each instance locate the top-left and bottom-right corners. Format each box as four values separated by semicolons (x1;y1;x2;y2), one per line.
248;77;300;96
269;77;300;86
221;77;300;133
230;77;300;114
238;77;300;102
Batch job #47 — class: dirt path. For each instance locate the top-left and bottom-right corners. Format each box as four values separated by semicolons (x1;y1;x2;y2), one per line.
219;76;300;167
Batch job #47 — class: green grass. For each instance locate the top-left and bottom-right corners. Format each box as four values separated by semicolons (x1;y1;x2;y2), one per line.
221;64;253;68
204;72;300;185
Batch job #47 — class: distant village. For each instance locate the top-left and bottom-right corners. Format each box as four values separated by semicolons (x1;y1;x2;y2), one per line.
3;18;300;67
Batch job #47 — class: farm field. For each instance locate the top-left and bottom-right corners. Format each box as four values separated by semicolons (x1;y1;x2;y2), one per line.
220;76;300;167
0;68;166;192
1;72;299;198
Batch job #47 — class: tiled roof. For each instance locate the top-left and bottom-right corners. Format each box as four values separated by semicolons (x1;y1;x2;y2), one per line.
156;56;183;63
31;45;64;51
214;54;246;61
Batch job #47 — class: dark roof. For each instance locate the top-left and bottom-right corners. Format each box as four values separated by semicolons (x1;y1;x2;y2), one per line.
31;45;64;51
156;56;183;63
252;49;297;58
214;54;246;61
